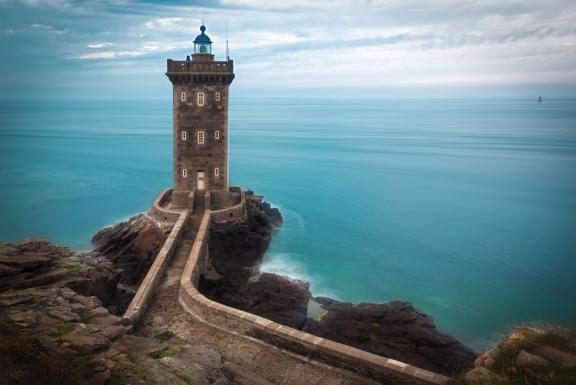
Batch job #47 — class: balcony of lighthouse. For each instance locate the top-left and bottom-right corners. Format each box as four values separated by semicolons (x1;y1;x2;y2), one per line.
147;187;246;227
166;59;235;84
167;59;234;74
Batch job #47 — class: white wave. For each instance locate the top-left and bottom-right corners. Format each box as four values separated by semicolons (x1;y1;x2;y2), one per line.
261;252;340;300
101;211;142;229
268;202;307;233
266;201;283;210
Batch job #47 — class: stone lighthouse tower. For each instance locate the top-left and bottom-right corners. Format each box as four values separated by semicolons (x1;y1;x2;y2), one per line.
166;24;235;209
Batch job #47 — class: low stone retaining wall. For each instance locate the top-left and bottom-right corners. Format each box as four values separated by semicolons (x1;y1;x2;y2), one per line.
148;188;182;223
123;209;190;323
178;211;450;385
211;189;246;222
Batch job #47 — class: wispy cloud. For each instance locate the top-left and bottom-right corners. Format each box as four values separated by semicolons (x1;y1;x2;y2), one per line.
87;42;114;49
30;22;68;34
0;0;575;97
19;0;69;7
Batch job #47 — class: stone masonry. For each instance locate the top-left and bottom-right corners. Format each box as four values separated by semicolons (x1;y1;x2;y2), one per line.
166;25;235;209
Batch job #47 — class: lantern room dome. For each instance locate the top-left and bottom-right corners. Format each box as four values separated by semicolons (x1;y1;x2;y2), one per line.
194;25;212;45
193;24;213;57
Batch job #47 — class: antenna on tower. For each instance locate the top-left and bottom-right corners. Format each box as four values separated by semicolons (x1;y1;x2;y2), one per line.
226;21;230;61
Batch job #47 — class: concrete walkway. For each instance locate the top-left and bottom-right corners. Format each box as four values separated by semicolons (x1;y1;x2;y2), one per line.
136;208;383;385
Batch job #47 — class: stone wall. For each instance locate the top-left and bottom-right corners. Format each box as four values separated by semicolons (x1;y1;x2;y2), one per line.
167;57;234;209
210;189;246;222
123;209;190;323
148;188;182;223
178;210;451;385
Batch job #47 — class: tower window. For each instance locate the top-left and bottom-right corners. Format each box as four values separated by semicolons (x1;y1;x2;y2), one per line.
215;131;220;140
215;168;220;177
215;92;220;102
197;92;205;106
181;92;186;102
182;131;187;141
197;130;205;144
182;169;187;178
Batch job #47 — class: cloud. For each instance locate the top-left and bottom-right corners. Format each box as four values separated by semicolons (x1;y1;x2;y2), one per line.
145;17;185;29
19;0;69;7
30;23;68;34
87;42;114;48
72;41;185;60
1;0;576;97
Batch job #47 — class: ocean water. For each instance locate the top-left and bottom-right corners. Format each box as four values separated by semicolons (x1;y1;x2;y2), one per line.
1;97;575;350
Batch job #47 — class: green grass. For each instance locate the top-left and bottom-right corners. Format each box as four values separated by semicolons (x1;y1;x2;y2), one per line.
158;346;185;359
105;369;128;385
176;373;196;385
154;330;175;342
48;323;75;338
58;258;90;274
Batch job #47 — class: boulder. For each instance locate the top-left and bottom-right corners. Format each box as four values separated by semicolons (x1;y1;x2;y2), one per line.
92;214;168;286
304;298;477;375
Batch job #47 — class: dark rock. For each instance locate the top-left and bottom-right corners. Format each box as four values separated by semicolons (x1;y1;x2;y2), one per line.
99;325;127;341
92;214;168;287
303;298;477;375
0;239;120;309
11;268;70;289
61;331;111;353
0;253;54;270
72;295;103;311
0;292;34;307
199;196;310;328
0;263;24;276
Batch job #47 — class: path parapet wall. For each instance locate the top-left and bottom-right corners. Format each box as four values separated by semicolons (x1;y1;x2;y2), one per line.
123;208;190;324
148;188;183;223
210;187;242;210
178;210;450;385
211;188;246;222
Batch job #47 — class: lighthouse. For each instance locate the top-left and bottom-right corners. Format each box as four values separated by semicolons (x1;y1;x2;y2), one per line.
166;24;235;209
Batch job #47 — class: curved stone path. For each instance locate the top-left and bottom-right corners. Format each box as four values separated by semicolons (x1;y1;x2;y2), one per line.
136;212;385;385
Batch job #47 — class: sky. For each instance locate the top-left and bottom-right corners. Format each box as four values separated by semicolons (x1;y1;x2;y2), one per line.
1;0;575;98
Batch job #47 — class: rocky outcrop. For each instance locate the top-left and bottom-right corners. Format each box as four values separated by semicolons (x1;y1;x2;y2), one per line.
0;238;119;305
92;214;169;313
456;326;576;384
0;238;233;385
302;297;476;375
92;214;168;285
199;195;310;329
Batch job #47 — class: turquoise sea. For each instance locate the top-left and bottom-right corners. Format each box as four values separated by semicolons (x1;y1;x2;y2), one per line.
1;98;575;350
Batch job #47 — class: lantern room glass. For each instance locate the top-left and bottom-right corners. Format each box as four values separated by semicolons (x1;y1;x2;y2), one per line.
194;42;212;54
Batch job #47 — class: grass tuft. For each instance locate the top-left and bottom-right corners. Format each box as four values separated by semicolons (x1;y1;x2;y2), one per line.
158;345;185;359
105;369;128;385
154;330;175;342
48;323;75;338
